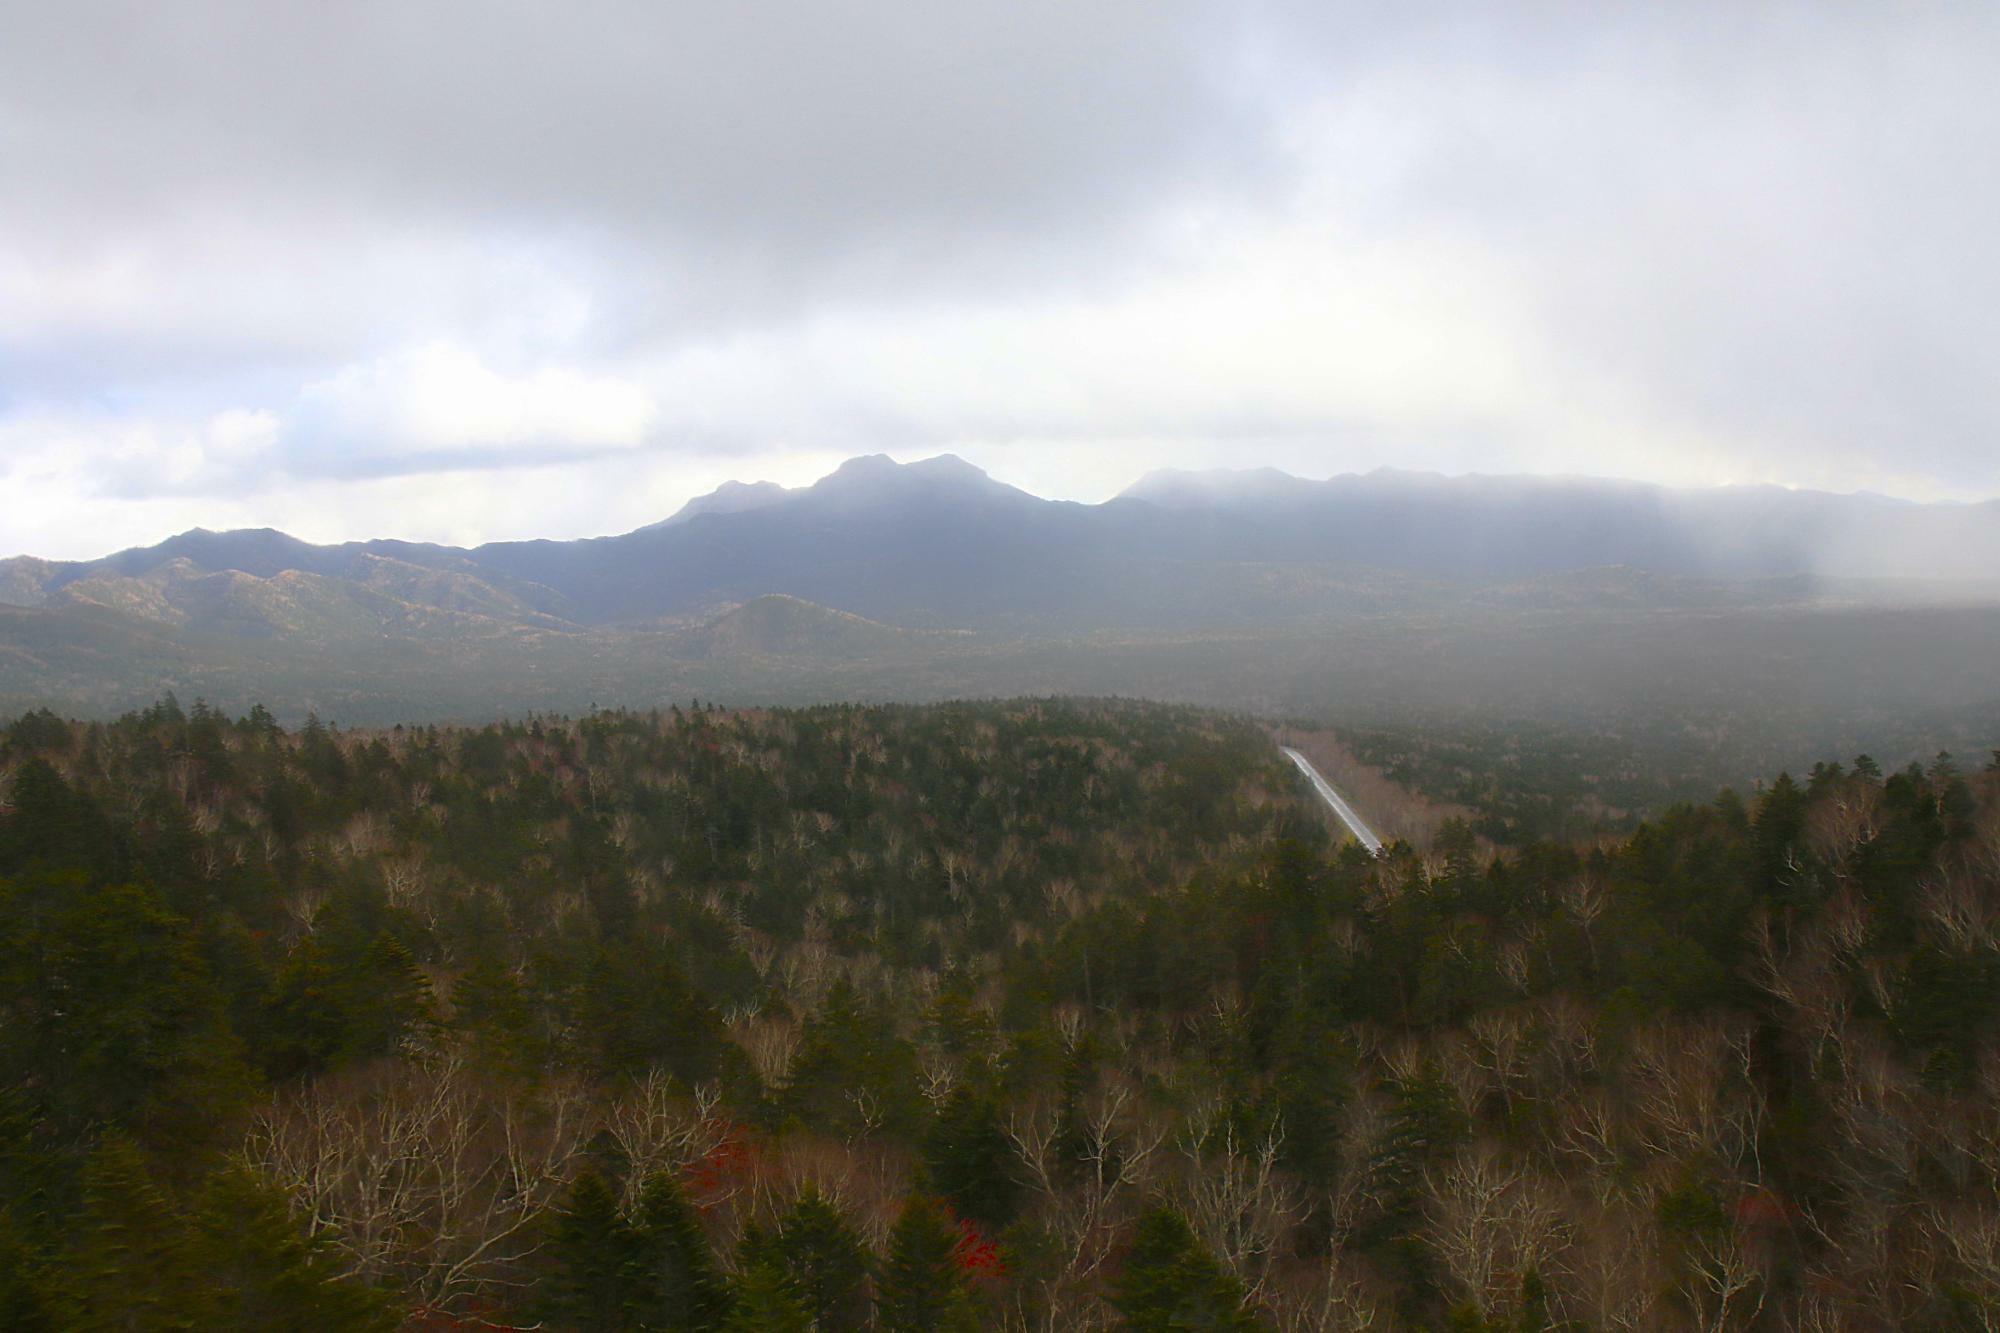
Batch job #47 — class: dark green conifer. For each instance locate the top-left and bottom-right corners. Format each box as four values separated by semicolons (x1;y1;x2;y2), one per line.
192;1167;397;1330
722;1259;811;1333
543;1167;646;1331
261;917;435;1079
633;1170;732;1331
54;1136;218;1331
782;980;922;1136
1111;1205;1262;1331
766;1186;872;1331
0;875;246;1156
924;1087;1021;1228
878;1192;980;1333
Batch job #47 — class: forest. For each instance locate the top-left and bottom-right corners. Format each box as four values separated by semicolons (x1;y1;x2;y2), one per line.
2;696;1998;1329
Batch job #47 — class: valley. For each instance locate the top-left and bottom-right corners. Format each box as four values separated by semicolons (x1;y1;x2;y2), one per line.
5;456;1998;842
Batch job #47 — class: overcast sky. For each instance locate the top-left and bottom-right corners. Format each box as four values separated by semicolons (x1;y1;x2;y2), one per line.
3;1;1996;558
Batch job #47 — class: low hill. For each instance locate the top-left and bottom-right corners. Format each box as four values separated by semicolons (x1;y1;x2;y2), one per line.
671;594;945;660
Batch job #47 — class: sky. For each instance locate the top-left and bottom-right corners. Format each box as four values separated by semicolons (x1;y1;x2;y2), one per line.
3;1;1997;559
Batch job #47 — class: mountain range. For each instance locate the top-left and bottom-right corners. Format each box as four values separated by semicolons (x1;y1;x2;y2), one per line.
6;455;1999;644
3;454;1999;740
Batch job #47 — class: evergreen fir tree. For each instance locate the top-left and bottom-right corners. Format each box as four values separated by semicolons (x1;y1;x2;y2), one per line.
192;1167;397;1331
632;1170;732;1331
0;874;247;1157
54;1136;219;1331
923;1087;1021;1229
877;1192;980;1333
454;953;541;1075
782;980;923;1136
722;1259;811;1333
543;1168;646;1331
1111;1205;1262;1332
767;1186;872;1331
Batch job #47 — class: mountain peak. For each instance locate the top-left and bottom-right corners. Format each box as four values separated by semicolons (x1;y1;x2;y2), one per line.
646;478;795;530
829;452;899;476
903;453;990;480
826;452;989;481
807;452;1022;505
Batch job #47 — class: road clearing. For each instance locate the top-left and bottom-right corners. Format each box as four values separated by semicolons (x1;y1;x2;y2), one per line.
1281;746;1385;854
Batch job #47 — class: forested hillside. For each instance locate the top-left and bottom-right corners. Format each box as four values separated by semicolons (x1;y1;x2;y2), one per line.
2;699;1998;1329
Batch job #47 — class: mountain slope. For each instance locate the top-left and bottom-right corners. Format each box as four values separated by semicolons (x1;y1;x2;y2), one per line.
7;456;1999;643
41;556;579;641
641;479;795;529
458;459;2000;627
669;594;955;660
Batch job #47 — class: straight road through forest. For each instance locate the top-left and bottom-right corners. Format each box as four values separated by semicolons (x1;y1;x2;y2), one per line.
1281;746;1385;854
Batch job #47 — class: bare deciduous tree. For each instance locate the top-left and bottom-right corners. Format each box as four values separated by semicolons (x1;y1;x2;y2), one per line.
1422;1142;1567;1323
1008;1079;1167;1330
245;1056;590;1312
1176;1102;1302;1304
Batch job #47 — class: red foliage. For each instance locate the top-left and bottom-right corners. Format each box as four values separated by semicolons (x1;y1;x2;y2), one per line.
952;1217;1006;1279
1732;1187;1796;1228
682;1123;760;1209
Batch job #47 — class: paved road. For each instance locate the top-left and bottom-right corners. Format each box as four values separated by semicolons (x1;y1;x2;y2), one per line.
1280;746;1385;854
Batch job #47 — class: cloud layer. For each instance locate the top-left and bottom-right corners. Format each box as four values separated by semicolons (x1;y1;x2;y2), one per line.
3;1;1996;557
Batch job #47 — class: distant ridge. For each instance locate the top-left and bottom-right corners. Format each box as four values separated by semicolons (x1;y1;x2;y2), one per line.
676;594;939;659
644;479;794;530
4;454;1999;644
1116;465;1316;507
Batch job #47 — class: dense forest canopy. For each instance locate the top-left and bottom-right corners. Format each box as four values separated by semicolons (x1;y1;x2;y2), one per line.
1;696;1997;1328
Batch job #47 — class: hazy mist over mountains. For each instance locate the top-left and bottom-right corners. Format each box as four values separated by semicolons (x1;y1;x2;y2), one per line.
2;2;1993;763
8;455;1999;648
5;454;1997;797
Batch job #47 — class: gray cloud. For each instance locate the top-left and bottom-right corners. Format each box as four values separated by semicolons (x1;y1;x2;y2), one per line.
1;0;1996;555
2;2;1266;341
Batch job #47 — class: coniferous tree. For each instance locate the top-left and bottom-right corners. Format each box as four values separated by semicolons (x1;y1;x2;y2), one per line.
764;1186;872;1331
454;953;542;1075
924;1088;1022;1230
192;1167;397;1331
632;1170;732;1331
783;980;922;1136
722;1259;811;1333
1111;1205;1262;1332
578;942;737;1087
0;874;246;1157
261;904;436;1080
54;1136;219;1331
543;1168;646;1331
878;1192;980;1333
